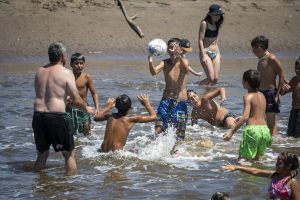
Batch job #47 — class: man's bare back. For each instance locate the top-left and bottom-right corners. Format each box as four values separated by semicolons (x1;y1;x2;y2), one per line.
34;63;84;113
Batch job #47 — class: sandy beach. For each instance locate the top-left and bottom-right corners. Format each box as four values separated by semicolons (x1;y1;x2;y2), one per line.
0;0;299;57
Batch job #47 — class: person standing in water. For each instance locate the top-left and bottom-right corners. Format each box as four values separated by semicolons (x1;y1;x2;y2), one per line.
198;4;224;86
251;35;289;136
66;53;100;137
32;42;93;174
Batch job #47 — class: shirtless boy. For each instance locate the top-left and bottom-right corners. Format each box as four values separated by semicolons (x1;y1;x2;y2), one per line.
188;88;240;129
251;35;289;136
66;53;100;136
94;94;156;152
148;38;190;139
32;42;93;174
280;57;300;137
223;69;272;161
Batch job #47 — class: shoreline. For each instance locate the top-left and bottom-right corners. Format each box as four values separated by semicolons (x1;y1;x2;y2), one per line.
0;50;299;65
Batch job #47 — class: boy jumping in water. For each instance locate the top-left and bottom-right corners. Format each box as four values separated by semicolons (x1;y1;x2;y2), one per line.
223;69;272;161
148;38;190;140
94;94;156;152
66;53;100;136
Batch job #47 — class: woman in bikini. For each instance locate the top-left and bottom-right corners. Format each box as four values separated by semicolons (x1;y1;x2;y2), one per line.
223;152;300;200
198;4;224;86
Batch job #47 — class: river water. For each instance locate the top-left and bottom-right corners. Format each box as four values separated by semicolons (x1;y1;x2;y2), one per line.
0;53;299;199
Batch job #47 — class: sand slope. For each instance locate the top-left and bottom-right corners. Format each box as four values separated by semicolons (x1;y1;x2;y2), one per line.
0;0;299;56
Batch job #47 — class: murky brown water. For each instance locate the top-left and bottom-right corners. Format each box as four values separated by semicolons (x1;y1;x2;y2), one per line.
0;53;299;199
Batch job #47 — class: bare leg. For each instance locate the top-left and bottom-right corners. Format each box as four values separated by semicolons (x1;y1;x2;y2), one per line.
155;126;164;137
199;54;214;85
62;150;77;175
83;121;91;137
211;53;221;85
266;113;277;136
34;150;49;171
254;154;260;161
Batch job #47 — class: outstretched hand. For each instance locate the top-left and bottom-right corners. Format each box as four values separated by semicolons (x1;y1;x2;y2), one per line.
105;98;115;108
223;130;233;141
169;42;182;58
222;163;236;172
137;94;150;106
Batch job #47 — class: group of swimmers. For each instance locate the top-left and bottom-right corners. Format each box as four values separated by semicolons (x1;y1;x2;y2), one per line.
31;4;300;199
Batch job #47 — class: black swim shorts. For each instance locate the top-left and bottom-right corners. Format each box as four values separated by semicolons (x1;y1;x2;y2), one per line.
287;108;300;138
32;112;74;153
260;89;280;113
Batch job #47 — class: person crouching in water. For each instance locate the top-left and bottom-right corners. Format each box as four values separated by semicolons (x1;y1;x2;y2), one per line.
94;94;156;152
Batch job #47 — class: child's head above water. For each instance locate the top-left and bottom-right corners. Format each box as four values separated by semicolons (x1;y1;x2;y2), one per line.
243;69;261;90
251;35;269;50
211;192;230;200
115;94;132;115
70;52;85;65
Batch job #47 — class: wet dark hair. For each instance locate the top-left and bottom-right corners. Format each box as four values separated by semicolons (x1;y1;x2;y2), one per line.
167;38;182;47
70;53;85;65
204;14;224;29
251;35;269;50
115;94;132;115
187;89;197;96
271;152;300;187
48;42;66;63
243;69;260;90
295;57;300;66
211;192;230;200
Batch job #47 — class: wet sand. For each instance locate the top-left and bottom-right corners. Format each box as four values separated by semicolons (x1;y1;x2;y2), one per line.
0;0;300;57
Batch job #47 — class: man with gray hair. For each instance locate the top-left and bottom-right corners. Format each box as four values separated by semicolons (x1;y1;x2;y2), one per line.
32;42;93;174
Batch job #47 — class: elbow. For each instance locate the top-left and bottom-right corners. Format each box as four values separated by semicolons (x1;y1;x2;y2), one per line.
150;114;157;122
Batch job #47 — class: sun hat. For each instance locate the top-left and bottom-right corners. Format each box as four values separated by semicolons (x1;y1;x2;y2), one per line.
208;4;224;15
180;39;193;52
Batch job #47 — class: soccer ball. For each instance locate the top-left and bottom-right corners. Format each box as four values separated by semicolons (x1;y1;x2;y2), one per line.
147;38;167;57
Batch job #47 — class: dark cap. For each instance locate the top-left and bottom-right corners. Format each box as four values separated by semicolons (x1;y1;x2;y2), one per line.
208;4;224;15
180;39;193;52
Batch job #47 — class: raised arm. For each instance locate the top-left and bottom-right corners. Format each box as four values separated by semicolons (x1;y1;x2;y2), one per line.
223;94;250;141
203;87;226;103
87;73;100;114
148;56;165;76
222;163;274;178
129;94;157;123
93;98;115;122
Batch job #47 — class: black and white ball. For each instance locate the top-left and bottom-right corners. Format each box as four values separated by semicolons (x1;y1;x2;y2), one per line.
147;38;167;57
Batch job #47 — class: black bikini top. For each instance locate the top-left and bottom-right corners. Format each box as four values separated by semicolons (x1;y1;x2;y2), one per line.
204;21;219;38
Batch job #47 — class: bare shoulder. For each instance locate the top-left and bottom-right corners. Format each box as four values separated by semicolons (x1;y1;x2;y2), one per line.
83;72;92;80
268;53;281;65
200;20;206;27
